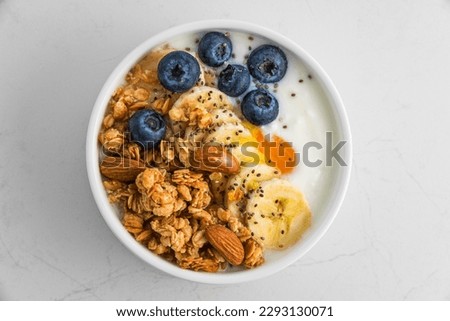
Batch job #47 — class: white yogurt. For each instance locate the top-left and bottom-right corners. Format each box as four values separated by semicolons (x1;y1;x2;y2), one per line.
159;30;342;222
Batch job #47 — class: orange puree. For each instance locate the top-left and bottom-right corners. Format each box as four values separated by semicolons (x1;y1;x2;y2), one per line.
246;123;298;174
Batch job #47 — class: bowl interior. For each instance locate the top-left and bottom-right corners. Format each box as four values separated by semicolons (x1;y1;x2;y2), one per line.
86;20;352;284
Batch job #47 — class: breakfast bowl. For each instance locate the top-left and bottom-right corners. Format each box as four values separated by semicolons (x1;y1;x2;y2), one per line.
86;20;352;284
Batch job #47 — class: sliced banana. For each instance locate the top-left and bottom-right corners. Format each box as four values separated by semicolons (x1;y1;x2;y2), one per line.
203;122;249;144
225;163;280;217
245;178;311;249
227;163;280;191
182;108;243;144
184;125;209;143
209;108;242;126
203;121;262;165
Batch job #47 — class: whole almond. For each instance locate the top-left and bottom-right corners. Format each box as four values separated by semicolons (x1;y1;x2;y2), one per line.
100;157;145;182
205;225;244;266
191;144;240;174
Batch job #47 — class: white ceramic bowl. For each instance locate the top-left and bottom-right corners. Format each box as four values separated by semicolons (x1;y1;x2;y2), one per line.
86;20;352;284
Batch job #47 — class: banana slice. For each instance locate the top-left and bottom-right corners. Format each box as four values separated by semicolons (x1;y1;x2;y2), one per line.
174;86;232;111
184;126;209;143
203;121;261;165
225;163;280;216
138;48;174;87
245;178;311;249
203;122;249;144
183;108;243;143
209;108;242;126
169;86;233;122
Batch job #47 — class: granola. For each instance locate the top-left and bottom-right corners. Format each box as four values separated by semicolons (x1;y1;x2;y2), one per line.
98;33;312;272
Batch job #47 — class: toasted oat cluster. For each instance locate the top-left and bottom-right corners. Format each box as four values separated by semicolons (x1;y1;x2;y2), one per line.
99;47;265;272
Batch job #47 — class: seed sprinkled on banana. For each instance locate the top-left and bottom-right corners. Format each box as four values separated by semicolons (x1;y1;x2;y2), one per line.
226;163;280;217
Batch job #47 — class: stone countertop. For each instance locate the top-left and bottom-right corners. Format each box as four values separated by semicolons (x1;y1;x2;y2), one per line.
1;0;449;300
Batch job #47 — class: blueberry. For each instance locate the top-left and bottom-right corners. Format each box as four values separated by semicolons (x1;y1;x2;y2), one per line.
241;89;279;125
247;45;288;83
128;109;166;149
198;32;232;67
218;64;251;97
157;51;200;92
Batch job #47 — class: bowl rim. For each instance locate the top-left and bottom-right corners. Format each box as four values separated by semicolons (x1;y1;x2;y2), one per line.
86;19;352;284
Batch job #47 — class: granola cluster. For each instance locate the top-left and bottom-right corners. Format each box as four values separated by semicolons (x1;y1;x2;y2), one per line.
99;47;264;272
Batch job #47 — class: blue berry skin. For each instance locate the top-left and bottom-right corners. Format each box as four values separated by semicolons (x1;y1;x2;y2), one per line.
128;109;166;149
247;45;288;83
198;32;232;67
241;89;279;125
218;64;251;97
157;51;200;92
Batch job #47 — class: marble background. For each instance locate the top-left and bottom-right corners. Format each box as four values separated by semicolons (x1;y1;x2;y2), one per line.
1;0;449;300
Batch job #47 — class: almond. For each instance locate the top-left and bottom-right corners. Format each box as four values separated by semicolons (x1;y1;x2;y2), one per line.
100;156;145;182
205;225;244;266
191;144;240;174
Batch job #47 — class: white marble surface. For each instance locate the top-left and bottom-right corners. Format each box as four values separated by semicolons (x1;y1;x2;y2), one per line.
1;0;450;300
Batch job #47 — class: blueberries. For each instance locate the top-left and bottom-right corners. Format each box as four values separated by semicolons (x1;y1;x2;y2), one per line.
198;32;232;67
157;51;200;92
128;109;166;149
241;89;279;125
247;45;288;83
218;64;251;97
